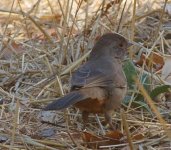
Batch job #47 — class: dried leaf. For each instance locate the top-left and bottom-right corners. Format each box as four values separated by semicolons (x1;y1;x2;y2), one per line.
39;128;56;137
40;14;61;23
105;130;124;140
161;56;171;84
165;3;171;16
2;41;24;59
135;52;164;71
131;133;144;141
82;130;124;149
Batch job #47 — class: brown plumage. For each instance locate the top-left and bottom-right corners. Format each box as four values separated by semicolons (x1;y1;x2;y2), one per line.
43;33;130;129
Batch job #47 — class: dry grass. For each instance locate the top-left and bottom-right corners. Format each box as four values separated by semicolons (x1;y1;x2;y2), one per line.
0;0;171;149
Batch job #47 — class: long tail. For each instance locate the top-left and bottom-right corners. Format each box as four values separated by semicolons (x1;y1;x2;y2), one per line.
43;91;86;111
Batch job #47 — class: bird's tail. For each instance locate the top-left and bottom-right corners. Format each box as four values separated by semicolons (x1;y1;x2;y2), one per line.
43;91;87;111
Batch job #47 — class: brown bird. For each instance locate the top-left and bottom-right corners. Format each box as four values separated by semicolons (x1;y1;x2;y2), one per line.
44;33;131;129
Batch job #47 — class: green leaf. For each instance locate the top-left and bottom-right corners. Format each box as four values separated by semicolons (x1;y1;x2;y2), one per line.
134;93;144;101
123;60;137;88
122;96;132;105
150;85;171;99
140;73;150;92
123;96;152;114
133;100;152;114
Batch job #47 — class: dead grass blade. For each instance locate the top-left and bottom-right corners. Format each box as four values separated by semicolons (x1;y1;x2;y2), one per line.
121;111;134;150
134;77;171;139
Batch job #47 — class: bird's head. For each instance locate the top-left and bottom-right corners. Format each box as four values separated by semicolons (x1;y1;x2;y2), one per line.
90;33;132;60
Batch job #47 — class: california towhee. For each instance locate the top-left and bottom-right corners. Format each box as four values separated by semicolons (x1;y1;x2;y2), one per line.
44;33;131;129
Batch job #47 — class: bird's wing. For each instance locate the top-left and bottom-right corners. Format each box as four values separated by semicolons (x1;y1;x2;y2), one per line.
71;60;114;90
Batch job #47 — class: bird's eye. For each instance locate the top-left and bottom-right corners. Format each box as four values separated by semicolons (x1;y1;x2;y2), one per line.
119;43;123;48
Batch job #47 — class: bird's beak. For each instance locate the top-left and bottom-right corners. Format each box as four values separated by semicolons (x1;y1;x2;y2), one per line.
128;41;133;47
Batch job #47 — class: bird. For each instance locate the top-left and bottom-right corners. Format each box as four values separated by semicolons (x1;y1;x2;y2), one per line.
43;33;131;129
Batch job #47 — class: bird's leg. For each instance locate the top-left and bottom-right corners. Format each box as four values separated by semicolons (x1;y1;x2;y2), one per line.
82;111;89;129
104;111;115;130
